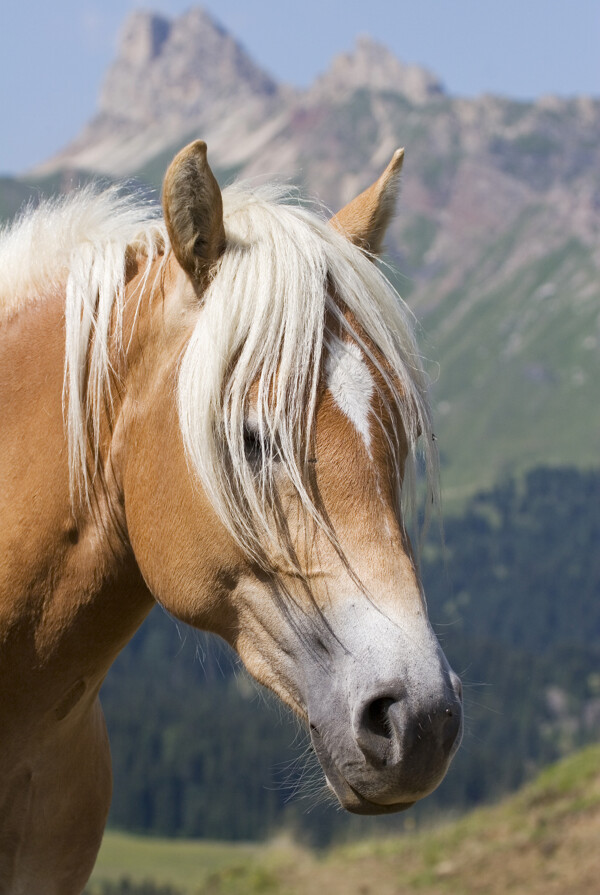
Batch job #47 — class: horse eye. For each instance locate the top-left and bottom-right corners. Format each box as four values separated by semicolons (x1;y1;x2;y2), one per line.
243;423;263;462
243;423;281;464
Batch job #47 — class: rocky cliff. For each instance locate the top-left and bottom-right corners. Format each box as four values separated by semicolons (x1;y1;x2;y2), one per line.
38;8;287;177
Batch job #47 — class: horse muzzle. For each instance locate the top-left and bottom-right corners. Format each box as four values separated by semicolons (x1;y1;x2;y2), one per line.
308;670;463;815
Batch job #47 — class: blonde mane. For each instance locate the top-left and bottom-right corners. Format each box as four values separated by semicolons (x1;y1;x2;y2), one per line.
1;184;438;561
180;183;438;564
0;188;168;500
0;188;166;315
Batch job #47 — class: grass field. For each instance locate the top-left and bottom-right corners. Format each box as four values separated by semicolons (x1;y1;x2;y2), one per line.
87;833;267;890
87;744;600;894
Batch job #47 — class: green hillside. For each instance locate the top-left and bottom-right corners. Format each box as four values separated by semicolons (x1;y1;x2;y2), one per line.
416;216;600;501
85;743;600;894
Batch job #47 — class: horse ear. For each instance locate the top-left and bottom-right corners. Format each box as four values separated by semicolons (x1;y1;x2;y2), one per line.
329;148;404;254
162;140;226;285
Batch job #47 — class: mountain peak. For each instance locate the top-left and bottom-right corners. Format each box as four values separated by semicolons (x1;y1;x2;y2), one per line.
311;35;445;104
112;11;171;69
98;6;280;126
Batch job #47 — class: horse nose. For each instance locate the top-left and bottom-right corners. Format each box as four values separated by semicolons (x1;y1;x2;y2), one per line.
354;687;462;769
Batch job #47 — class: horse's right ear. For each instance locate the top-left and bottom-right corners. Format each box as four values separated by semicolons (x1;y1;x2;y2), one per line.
162;140;226;286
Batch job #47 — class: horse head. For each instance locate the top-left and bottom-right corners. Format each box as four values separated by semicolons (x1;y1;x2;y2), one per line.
122;141;462;815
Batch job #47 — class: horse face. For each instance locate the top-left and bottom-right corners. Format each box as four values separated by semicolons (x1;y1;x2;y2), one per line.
152;141;462;814
228;353;462;814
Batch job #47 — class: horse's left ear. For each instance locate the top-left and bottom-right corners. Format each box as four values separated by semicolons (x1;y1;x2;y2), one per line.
162;140;226;286
330;148;404;254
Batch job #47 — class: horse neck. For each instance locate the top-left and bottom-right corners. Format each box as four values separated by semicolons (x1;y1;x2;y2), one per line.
36;252;187;687
0;293;158;729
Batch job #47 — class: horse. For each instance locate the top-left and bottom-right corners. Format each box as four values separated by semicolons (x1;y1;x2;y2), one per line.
0;140;462;894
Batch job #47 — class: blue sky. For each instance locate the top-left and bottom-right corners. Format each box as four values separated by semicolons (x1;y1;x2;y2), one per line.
1;0;598;174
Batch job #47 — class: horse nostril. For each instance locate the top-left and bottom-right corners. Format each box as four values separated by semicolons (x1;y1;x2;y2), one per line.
363;696;396;740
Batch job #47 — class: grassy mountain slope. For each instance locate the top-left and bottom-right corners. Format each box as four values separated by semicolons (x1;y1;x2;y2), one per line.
86;744;600;894
420;217;600;500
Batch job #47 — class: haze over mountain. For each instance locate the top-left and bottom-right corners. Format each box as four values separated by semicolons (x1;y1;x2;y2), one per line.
15;6;600;495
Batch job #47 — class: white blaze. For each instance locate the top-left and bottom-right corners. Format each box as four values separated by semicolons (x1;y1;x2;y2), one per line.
326;339;374;451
